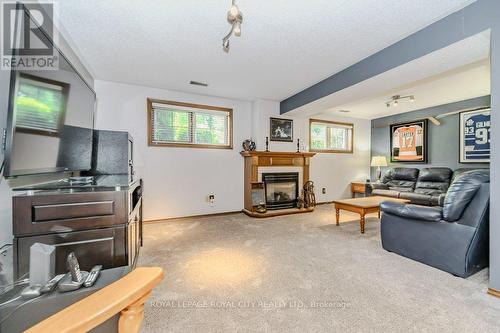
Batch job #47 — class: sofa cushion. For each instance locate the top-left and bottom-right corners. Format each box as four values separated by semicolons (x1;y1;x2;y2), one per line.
414;167;452;195
418;168;452;182
443;170;490;221
382;167;419;182
382;168;419;192
372;189;400;198
381;201;442;222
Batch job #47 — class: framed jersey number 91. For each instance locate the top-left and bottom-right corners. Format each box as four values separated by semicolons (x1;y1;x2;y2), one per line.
459;108;491;163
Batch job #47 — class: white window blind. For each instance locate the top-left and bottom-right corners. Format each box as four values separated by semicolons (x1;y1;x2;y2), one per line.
150;101;232;148
15;77;65;134
310;120;353;152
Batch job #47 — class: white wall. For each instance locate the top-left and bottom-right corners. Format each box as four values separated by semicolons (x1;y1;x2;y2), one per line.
252;100;371;202
95;84;371;221
95;80;253;220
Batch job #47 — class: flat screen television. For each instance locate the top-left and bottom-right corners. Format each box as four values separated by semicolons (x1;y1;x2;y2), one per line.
3;7;96;178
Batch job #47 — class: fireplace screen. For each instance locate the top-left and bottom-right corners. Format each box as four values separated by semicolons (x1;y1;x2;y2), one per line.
262;173;299;210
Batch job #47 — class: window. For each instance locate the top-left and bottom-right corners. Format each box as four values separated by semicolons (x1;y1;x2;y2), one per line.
147;99;233;149
14;74;67;136
309;119;354;153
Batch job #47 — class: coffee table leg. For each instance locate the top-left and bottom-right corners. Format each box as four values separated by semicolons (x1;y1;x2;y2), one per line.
335;208;340;226
360;212;366;234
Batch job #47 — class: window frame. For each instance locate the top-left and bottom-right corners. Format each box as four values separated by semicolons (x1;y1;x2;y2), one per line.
147;98;233;149
309;118;354;154
15;73;69;137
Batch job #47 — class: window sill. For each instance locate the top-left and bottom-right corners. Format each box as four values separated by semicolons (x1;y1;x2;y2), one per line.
309;149;353;154
148;142;233;149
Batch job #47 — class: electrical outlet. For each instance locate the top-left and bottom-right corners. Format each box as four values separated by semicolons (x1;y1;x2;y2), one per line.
322;187;326;194
208;194;215;206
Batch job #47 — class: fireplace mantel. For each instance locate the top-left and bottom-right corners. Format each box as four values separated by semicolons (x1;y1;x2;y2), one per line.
241;151;316;217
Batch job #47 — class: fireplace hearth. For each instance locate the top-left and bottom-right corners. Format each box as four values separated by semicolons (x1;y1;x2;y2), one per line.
262;173;299;210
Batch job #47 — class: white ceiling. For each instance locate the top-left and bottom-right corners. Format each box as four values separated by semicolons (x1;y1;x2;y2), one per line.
325;60;490;120
56;0;475;101
289;30;491;119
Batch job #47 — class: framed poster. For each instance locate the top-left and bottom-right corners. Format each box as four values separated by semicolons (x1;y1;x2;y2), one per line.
270;117;293;142
459;109;491;163
390;119;428;163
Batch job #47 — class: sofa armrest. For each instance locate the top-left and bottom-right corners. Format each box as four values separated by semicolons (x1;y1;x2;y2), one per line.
366;182;389;196
380;201;443;222
437;193;446;206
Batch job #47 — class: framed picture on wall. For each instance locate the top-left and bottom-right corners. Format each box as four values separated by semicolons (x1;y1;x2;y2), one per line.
459;108;491;163
270;117;293;142
390;119;428;163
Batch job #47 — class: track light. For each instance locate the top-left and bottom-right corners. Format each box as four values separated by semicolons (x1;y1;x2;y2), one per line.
234;21;241;37
229;4;239;18
222;0;243;52
385;95;415;107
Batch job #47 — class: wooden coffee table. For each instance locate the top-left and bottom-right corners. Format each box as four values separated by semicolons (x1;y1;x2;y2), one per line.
332;196;410;234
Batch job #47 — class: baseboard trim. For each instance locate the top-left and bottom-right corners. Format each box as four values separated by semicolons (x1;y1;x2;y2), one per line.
143;210;242;224
488;288;500;298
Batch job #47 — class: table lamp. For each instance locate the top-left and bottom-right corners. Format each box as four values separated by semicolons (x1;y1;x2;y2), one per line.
371;156;388;182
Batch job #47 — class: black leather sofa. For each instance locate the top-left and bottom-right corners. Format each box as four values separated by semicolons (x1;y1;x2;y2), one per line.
380;170;490;278
366;167;478;206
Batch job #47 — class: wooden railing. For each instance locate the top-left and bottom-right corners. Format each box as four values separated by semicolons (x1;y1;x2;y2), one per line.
25;267;164;333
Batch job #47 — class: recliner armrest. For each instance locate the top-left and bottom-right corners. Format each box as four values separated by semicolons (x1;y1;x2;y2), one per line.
380;201;443;222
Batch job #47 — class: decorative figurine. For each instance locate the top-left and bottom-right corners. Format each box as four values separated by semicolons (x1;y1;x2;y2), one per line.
256;204;267;214
296;194;305;209
242;139;256;151
297;138;300;152
303;181;316;208
265;136;269;152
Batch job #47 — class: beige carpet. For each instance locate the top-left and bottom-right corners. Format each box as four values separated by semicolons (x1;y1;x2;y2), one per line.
138;205;500;332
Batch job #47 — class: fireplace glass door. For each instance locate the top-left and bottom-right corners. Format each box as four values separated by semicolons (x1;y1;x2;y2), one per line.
262;173;299;210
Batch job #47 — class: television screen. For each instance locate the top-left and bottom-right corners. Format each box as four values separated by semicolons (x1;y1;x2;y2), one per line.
4;10;96;177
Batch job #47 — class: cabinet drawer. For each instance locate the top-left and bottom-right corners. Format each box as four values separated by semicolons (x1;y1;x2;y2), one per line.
13;191;127;237
33;201;115;222
352;184;366;193
14;227;126;278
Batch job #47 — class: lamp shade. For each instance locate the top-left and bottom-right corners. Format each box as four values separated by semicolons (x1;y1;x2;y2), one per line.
371;156;388;167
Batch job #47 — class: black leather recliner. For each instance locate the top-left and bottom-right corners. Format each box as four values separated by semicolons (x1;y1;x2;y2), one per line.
380;170;490;278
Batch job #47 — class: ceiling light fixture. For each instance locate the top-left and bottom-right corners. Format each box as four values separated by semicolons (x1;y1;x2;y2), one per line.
386;95;415;108
223;0;243;53
190;80;208;87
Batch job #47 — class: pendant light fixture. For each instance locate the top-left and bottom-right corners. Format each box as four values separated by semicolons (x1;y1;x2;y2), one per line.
223;0;243;53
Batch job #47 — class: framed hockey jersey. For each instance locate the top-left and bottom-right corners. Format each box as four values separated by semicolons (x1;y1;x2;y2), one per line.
459;109;490;163
390;119;428;163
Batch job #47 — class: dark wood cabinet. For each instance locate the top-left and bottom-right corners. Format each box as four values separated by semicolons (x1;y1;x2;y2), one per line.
14;227;127;277
12;179;143;278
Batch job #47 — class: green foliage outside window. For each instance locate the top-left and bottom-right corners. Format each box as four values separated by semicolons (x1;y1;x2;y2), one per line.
15;80;64;132
152;105;230;146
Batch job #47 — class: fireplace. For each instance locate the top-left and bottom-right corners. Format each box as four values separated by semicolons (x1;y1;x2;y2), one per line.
262;172;299;210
